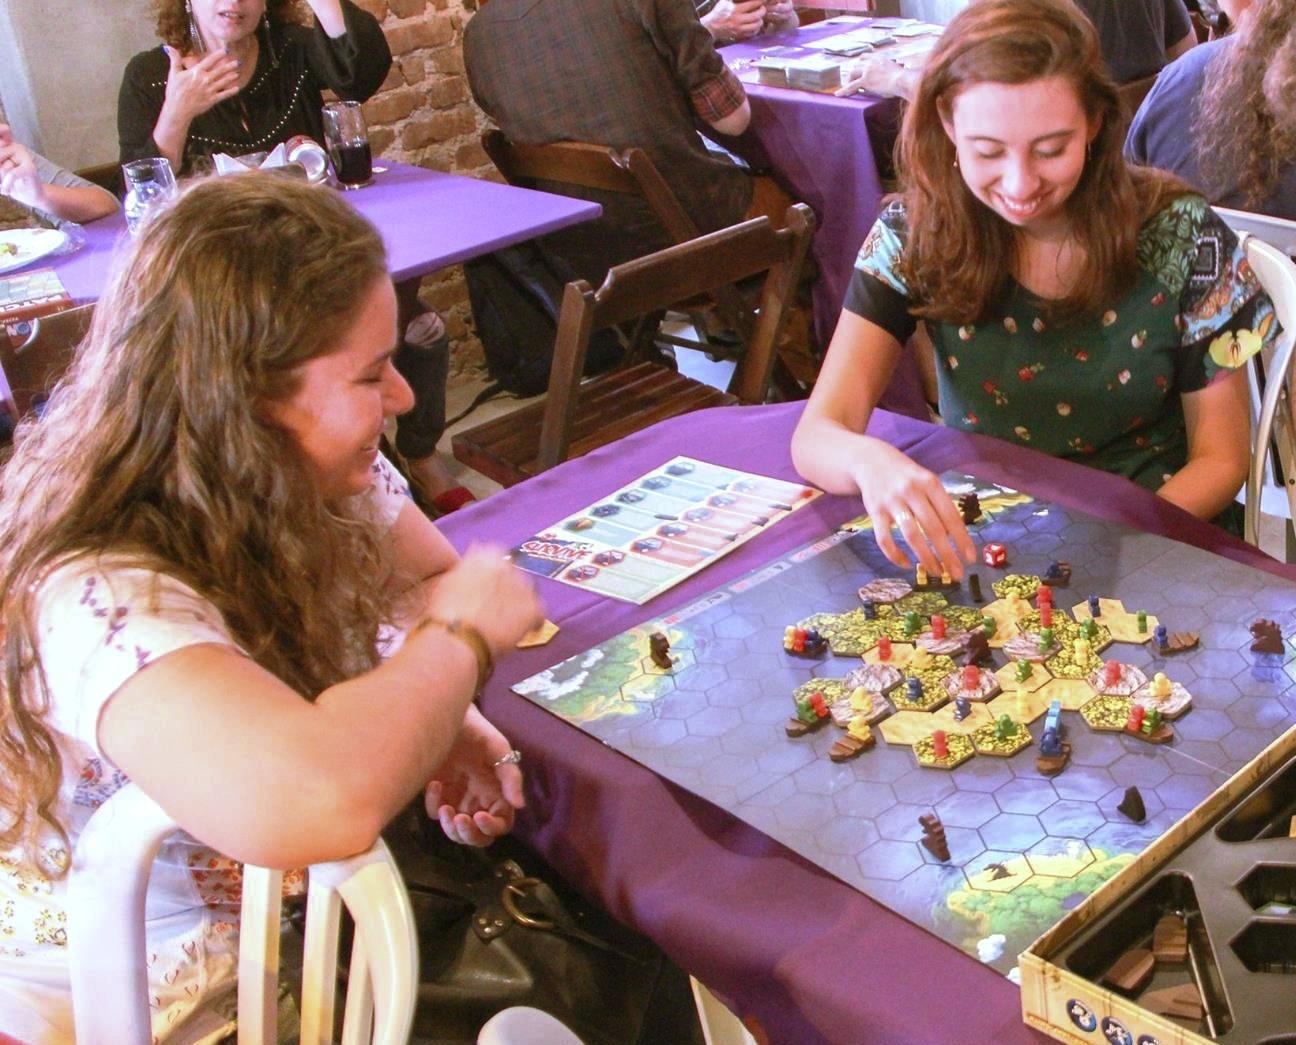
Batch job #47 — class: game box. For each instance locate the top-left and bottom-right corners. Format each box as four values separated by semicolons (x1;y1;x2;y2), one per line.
1021;723;1296;1045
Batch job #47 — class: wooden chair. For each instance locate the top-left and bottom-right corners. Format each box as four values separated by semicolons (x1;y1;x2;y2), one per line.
452;204;815;486
481;131;762;361
67;782;420;1044
0;302;94;426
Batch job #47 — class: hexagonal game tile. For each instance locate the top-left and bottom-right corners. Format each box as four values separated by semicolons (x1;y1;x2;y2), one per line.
893;590;951;618
943;666;1003;703
992;573;1044;601
890;654;956;712
790;677;851;716
1037;676;1099;711
1002;629;1062;663
862;641;919;670
1045;640;1105;681
970;717;1033;756
994;660;1052;694
1071;597;1158;645
1132;676;1193;719
927;698;995;734
800;609;902;656
914;731;976;770
980;599;1029;649
857;577;913;604
1079;693;1134;732
984;688;1051;725
879;710;954;746
843;662;904;696
827;685;895;729
943;604;989;632
1088;661;1148;696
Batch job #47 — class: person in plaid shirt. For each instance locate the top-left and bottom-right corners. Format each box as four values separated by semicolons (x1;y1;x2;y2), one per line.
465;0;757;287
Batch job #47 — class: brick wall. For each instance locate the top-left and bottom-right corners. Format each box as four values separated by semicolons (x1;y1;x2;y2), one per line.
353;0;492;374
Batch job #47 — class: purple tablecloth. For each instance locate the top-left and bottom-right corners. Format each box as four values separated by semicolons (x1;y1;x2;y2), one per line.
439;403;1291;1044
723;22;927;418
47;161;600;304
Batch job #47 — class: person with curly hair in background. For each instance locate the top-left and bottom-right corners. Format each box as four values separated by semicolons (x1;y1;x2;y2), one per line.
120;0;477;514
118;0;390;174
1126;0;1296;219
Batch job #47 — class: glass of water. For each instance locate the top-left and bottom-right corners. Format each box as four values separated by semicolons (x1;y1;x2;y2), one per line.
121;157;178;236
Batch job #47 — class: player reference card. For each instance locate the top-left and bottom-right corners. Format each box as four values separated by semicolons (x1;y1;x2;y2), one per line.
509;457;820;604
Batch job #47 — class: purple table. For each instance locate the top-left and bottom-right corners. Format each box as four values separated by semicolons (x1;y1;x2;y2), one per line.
47;161;600;303
723;21;928;417
439;403;1292;1045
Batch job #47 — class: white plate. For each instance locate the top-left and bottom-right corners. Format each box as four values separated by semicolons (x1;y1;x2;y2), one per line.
0;228;69;276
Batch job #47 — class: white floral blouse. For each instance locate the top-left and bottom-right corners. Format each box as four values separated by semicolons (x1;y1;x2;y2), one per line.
0;456;409;1043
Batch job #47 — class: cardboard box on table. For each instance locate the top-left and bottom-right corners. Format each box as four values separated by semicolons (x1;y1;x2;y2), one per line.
1020;724;1296;1045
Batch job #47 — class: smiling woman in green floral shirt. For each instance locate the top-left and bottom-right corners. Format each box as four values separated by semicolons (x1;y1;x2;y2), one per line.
792;0;1275;580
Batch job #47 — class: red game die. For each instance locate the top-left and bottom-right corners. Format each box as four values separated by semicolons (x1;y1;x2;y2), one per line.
982;542;1008;568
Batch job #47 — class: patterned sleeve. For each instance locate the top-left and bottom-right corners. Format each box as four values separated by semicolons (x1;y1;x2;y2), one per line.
36;561;239;758
1143;196;1280;394
347;451;413;532
642;0;746;122
842;200;918;345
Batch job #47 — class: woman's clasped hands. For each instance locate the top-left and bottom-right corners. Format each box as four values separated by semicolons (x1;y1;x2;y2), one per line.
420;547;543;847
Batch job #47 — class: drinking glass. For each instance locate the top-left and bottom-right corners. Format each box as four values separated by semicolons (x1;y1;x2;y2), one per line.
322;101;373;189
121;157;178;237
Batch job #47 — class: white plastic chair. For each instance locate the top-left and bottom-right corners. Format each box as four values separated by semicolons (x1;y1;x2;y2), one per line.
66;782;418;1045
1213;210;1296;553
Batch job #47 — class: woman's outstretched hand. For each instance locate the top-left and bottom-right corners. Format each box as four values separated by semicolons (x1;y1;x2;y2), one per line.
852;441;977;580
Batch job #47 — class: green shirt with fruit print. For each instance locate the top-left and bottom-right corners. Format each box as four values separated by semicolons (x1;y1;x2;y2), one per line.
845;194;1277;496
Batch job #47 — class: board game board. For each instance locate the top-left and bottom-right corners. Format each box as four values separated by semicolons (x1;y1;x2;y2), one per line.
514;475;1296;978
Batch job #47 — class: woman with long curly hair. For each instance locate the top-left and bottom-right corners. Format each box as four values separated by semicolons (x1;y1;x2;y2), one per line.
0;173;541;1041
1126;0;1296;218
793;0;1276;579
118;0;390;174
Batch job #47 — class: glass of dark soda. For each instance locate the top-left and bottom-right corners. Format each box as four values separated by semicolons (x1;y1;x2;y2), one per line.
322;101;373;189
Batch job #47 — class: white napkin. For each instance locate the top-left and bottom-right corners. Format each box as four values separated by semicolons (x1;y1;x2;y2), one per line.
212;143;290;176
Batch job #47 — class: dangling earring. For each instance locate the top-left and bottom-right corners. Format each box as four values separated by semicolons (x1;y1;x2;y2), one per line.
186;0;205;53
953;154;960;169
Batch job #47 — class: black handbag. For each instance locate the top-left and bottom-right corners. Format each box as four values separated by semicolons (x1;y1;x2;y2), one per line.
378;808;705;1045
